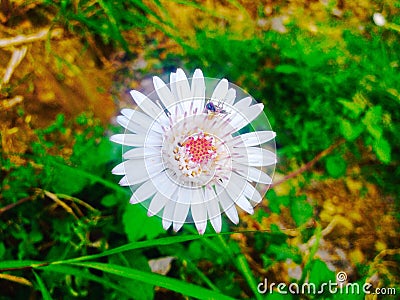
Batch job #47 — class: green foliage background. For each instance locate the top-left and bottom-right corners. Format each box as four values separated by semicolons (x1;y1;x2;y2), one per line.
0;0;399;299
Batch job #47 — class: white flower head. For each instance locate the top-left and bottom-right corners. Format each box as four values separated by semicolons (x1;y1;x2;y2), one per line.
373;13;386;27
111;68;277;234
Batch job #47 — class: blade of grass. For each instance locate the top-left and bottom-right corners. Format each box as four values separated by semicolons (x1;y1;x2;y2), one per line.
0;260;43;270
39;264;132;297
32;270;52;300
236;254;262;300
67;261;236;300
97;0;129;51
184;258;220;292
217;235;262;300
54;233;219;264
300;224;322;284
186;226;224;254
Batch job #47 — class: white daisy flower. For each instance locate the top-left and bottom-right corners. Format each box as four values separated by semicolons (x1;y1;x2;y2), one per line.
373;13;386;27
111;68;276;234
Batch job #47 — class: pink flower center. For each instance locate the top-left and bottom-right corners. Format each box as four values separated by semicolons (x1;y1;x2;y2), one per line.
183;134;216;163
173;132;218;178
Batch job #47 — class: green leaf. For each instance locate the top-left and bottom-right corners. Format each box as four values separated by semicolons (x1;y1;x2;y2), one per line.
47;158;89;195
362;106;382;139
68;262;235;300
101;194;118;207
325;155;347;178
290;196;313;227
308;259;335;288
123;203;165;242
266;190;290;214
338;98;365;118
48;160;127;194
373;138;391;163
33;270;52;300
339;119;364;141
275;64;299;74
268;244;301;263
188;240;206;260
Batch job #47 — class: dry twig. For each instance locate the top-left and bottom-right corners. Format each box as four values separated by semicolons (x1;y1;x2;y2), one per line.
0;28;63;48
0;273;32;287
1;46;27;87
272;138;346;188
0;95;24;109
44;190;79;220
0;196;32;215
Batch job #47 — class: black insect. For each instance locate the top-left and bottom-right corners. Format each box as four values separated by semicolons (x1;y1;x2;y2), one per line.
204;100;228;115
205;102;217;112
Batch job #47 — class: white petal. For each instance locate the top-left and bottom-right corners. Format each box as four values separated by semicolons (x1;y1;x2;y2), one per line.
151;171;178;198
191;189;207;234
205;186;221;233
233;162;273;185
112;160;129;175
172;206;190;232
229;131;276;147
175;68;191;112
234;194;254;214
224;172;246;200
232;147;277;167
191;69;205;113
211;78;228;103
117;115;148;134
225;173;254;214
129;179;157;204
224;88;236;105
110;134;143;147
121;109;163;133
172;187;191;232
229;103;264;132
169;72;177;100
115;158;164;185
215;184;239;224
118;176;131;186
153;76;175;107
121;108;135;119
162;200;175;230
233;96;252;110
243;182;263;204
122;147;161;159
110;134;162;147
116;155;162;176
130;90;162;119
220;193;239;225
148;192;169;216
